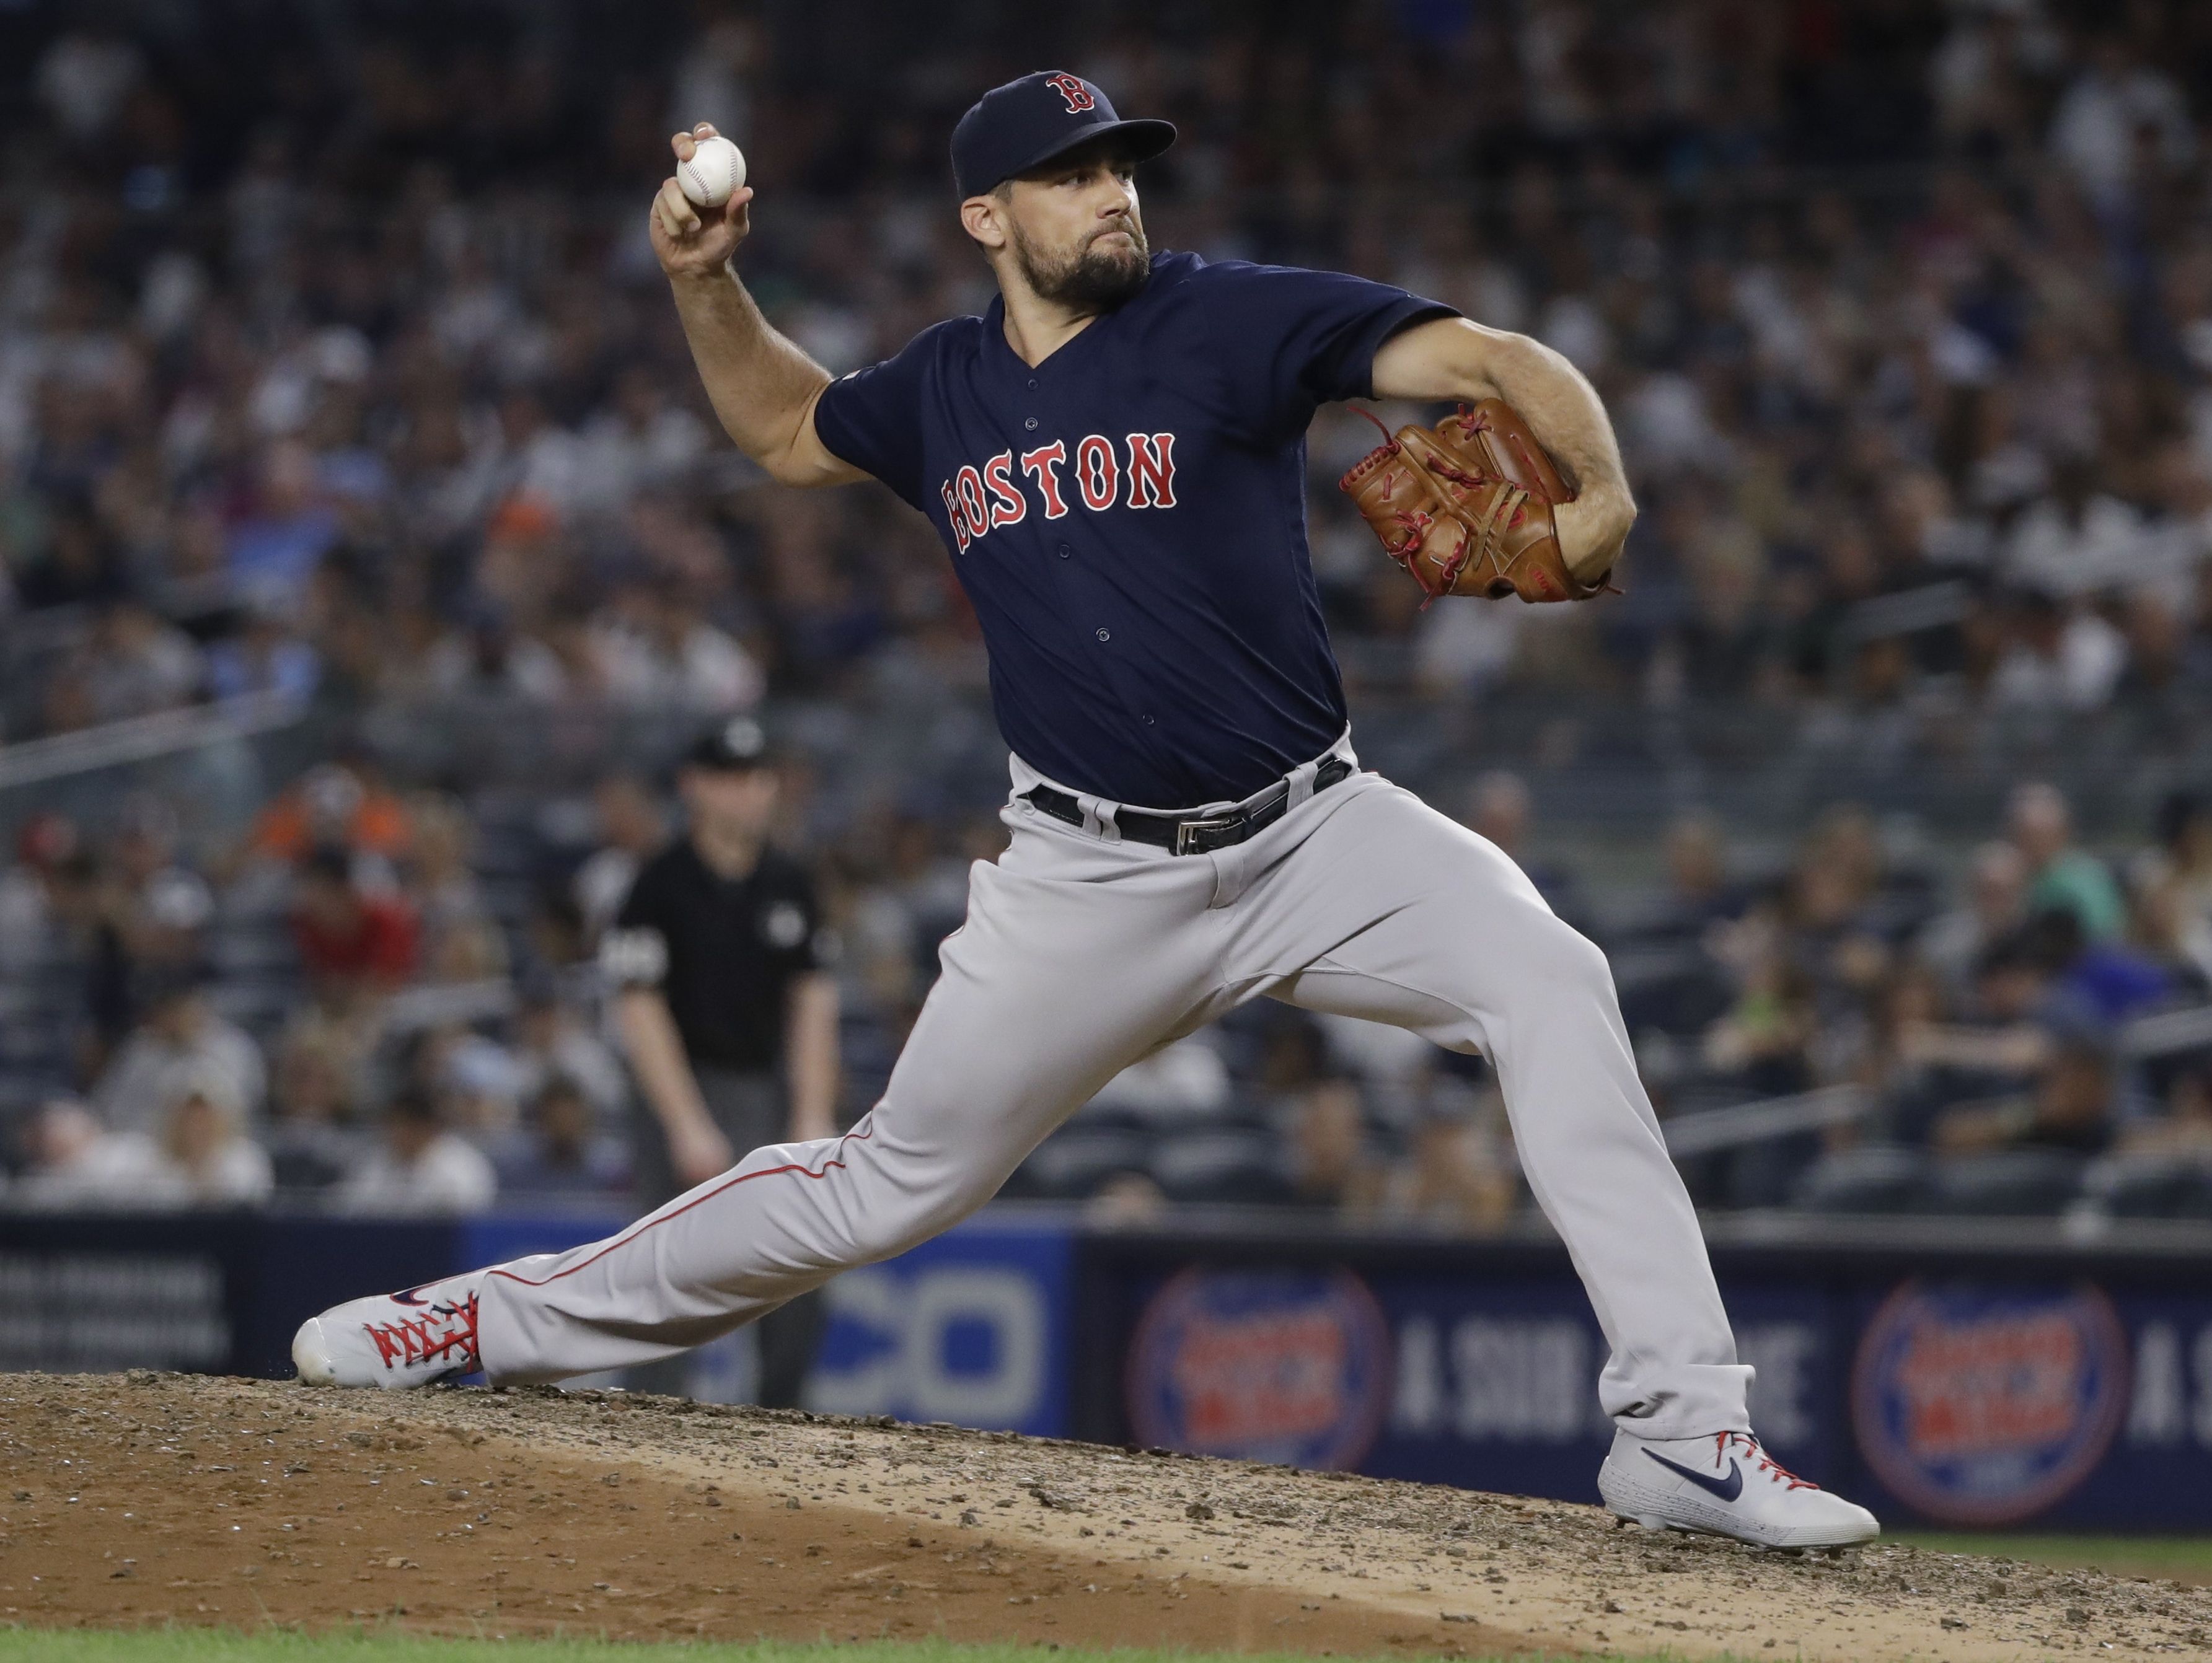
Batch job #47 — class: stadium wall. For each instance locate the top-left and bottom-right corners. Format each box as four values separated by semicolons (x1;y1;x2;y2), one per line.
4;1206;2212;1530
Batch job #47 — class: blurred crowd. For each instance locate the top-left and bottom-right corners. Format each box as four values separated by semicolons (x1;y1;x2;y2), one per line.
7;0;2212;1221
7;744;2212;1226
6;2;2212;740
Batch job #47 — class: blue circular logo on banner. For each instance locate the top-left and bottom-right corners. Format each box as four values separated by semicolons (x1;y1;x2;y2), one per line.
1126;1267;1391;1470
1851;1281;2128;1526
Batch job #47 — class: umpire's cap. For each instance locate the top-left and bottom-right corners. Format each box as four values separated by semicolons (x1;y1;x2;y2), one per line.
684;716;772;772
951;71;1175;200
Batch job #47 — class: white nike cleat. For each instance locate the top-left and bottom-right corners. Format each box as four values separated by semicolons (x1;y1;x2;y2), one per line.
1597;1429;1879;1550
293;1274;483;1389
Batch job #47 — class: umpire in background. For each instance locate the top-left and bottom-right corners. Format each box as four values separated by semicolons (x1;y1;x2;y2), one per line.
599;716;840;1406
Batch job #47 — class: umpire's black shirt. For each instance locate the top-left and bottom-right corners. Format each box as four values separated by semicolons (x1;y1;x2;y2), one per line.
601;840;824;1069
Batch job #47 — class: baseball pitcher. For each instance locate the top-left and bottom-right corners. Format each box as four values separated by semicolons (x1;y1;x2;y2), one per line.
295;72;1877;1550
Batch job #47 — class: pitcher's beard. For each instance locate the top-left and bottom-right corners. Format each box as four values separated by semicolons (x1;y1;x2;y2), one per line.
1013;220;1151;310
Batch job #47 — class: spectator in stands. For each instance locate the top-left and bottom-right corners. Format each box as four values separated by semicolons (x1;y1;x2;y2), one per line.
289;845;420;990
227;438;339;616
2032;890;2183;1025
404;795;506;982
74;598;203;723
1918;841;2030;998
2129;855;2212;994
493;1078;629;1198
1462;771;1585;928
508;978;628;1125
1701;937;1818;1099
205;597;320;704
421;602;568;702
247;754;413;869
1088;1034;1233;1121
0;812;77;973
336;1087;497;1215
2009;783;2126;941
1374;1086;1518;1233
1933;1035;2120;1159
273;973;384;1124
1887;931;2064;1142
2159;792;2212;965
1644;812;1740;943
1084;1170;1169;1226
2119;1066;2212;1161
1282;1077;1385;1213
103;793;214;979
263;1029;361;1193
412;1021;530;1143
154;1069;273;1207
9;1098;165;1209
92;968;265;1137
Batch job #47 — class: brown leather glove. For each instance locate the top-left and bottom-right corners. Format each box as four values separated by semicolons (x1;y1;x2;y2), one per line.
1337;398;1616;603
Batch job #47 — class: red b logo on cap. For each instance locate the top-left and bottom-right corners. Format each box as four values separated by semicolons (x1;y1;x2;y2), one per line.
1046;74;1095;114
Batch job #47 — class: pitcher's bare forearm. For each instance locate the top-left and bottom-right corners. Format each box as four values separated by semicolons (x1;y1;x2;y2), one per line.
669;265;858;486
1372;316;1635;579
650;121;861;488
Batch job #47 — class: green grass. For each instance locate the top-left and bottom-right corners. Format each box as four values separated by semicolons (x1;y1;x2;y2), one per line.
0;1634;1722;1663
1893;1532;2212;1585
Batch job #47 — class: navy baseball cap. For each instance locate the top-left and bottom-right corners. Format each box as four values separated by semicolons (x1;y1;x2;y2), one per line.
951;71;1176;200
684;716;771;772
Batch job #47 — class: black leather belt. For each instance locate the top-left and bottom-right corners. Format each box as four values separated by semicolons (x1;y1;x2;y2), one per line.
1023;756;1354;855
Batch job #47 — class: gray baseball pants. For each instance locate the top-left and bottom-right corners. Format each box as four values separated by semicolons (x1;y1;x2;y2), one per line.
477;737;1753;1439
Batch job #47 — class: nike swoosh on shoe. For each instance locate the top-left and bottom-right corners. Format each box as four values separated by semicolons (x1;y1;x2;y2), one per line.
1644;1449;1744;1502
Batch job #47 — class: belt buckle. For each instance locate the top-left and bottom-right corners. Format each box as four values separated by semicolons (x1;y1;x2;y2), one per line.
1173;812;1244;856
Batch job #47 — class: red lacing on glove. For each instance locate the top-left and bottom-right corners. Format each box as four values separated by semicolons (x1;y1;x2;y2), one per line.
1721;1432;1817;1491
365;1292;480;1375
1349;405;1399;449
1384;509;1453;606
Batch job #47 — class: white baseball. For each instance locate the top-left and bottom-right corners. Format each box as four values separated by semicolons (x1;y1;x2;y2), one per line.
676;136;746;208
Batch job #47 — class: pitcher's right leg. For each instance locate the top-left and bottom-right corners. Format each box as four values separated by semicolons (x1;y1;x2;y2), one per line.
295;817;1216;1389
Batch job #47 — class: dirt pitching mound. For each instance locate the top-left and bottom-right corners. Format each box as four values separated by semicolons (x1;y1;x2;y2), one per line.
0;1374;2203;1659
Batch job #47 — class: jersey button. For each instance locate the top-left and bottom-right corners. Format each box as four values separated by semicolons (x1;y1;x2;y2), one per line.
1023;416;1039;431
1095;628;1111;643
1026;378;1039;390
1141;714;1155;725
1057;542;1072;559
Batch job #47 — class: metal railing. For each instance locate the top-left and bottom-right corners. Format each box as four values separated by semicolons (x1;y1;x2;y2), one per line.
0;693;307;792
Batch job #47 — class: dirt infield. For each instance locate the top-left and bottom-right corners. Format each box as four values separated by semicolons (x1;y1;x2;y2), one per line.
0;1374;2206;1659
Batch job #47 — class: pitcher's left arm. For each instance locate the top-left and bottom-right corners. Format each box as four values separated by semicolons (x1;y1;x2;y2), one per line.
1370;317;1635;583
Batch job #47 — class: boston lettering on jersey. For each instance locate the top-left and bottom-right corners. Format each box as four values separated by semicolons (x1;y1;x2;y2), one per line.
939;432;1177;551
814;250;1453;808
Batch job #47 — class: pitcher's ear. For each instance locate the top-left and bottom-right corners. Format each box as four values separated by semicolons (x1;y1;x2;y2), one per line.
959;195;1007;250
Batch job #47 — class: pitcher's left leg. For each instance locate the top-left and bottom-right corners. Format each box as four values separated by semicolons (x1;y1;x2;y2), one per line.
1236;778;1743;1435
1233;779;1875;1546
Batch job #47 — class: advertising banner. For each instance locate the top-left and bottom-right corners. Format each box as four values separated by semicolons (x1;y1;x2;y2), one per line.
12;1204;2212;1529
809;1208;1075;1436
1074;1226;2212;1530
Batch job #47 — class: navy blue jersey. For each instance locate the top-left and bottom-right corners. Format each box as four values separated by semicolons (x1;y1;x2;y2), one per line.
814;250;1453;808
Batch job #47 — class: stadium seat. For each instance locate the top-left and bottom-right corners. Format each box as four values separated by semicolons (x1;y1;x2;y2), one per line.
2081;1155;2212;1221
1790;1145;1939;1214
1932;1149;2089;1217
1148;1128;1296;1205
1013;1127;1153;1200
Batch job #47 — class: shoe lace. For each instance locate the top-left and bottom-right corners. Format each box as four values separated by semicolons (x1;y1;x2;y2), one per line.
364;1292;480;1375
1719;1431;1815;1491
